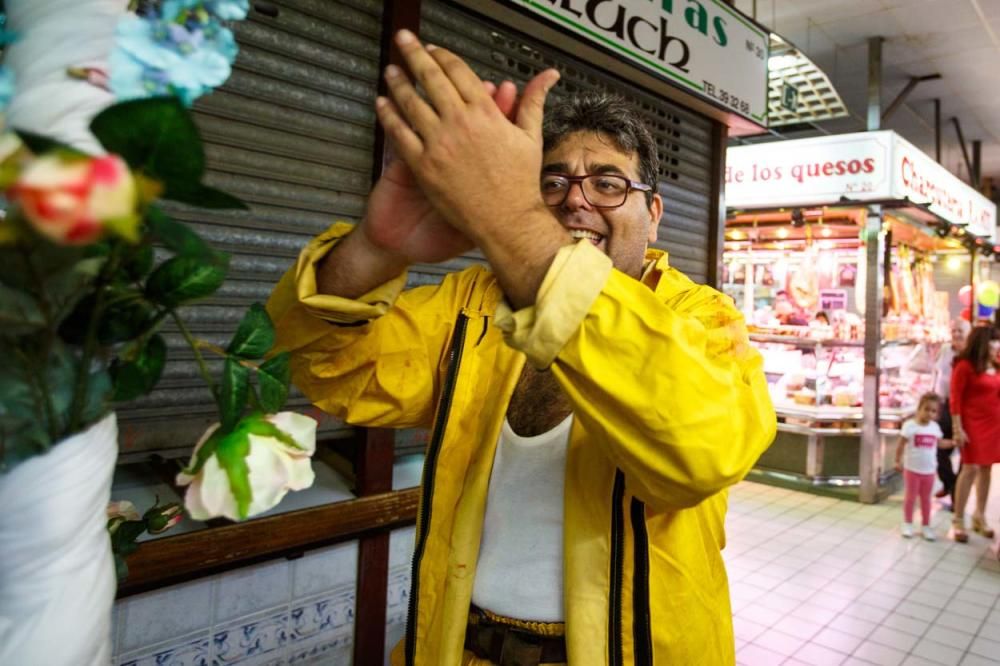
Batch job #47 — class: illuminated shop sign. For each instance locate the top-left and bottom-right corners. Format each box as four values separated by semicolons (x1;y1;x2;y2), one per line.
726;131;997;241
515;0;768;123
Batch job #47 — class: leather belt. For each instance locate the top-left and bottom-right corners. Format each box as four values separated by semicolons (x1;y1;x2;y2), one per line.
465;606;567;666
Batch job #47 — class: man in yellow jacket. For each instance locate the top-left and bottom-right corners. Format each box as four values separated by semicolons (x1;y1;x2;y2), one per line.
267;29;775;666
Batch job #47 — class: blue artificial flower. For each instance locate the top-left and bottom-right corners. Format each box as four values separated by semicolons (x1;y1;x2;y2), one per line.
116;15;173;69
204;23;238;62
168;48;231;104
109;1;245;105
161;0;202;22
109;47;171;100
162;0;248;22
0;67;15;110
206;0;249;21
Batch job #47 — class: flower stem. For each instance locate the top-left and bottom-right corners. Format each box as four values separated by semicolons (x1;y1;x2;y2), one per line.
68;243;123;433
21;243;61;440
170;311;220;410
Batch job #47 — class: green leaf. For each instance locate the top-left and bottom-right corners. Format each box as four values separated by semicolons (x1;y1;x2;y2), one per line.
79;368;112;427
145;205;211;258
0;344;52;471
113;553;130;582
0;338;76;471
14;130;89;158
0;283;45;335
111;334;167;401
145;254;229;308
227;304;274;359
220;357;249;432
59;293;156;345
45;256;106;323
112;520;147;550
163;184;248;210
89;98;205;198
215;424;254;519
123;243;155;281
245;414;302;451
257;352;290;413
179;426;223;477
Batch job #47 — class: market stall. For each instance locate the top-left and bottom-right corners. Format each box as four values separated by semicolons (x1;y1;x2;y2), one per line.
725;130;997;501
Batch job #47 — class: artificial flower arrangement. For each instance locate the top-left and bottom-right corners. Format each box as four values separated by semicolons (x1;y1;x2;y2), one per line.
0;98;316;515
0;0;317;580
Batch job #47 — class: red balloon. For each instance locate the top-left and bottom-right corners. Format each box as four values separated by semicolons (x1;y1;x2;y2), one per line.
959;285;973;307
960;306;972;321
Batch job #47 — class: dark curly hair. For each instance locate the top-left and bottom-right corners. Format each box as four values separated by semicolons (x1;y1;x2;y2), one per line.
542;92;660;206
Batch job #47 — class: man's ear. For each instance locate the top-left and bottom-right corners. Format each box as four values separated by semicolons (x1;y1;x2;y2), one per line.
647;193;663;244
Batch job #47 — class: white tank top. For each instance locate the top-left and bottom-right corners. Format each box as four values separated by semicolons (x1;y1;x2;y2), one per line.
471;414;572;622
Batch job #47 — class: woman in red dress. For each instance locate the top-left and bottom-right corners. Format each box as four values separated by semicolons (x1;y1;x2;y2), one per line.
950;326;1000;542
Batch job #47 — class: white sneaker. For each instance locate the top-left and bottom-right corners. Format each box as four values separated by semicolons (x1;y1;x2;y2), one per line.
922;526;936;541
901;523;914;538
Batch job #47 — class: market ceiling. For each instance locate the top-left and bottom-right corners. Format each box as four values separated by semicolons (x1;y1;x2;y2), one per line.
730;0;1000;200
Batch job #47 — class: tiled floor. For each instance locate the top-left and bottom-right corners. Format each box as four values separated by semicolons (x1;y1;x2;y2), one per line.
727;469;1000;666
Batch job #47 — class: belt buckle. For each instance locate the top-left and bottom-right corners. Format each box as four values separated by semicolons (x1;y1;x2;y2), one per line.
499;629;543;666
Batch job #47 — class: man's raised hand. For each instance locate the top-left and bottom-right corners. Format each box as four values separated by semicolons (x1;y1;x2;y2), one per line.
358;77;522;267
374;30;561;249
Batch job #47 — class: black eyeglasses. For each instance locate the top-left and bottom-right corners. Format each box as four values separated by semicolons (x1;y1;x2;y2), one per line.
540;173;652;208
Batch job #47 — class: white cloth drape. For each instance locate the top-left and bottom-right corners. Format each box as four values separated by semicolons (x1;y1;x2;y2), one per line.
1;3;124;663
3;0;127;153
0;414;119;665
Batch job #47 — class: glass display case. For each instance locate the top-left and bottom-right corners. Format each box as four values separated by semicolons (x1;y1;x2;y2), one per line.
723;208;955;498
748;336;943;488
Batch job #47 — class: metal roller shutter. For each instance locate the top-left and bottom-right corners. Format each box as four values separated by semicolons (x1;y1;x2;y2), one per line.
418;0;715;285
116;0;382;455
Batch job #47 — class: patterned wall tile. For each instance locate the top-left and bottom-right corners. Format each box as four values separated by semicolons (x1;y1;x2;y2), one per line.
212;611;288;665
287;587;355;642
285;587;355;665
117;634;210;666
384;565;411;664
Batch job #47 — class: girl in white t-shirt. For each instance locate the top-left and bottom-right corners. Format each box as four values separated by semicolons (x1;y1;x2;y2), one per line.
895;393;944;540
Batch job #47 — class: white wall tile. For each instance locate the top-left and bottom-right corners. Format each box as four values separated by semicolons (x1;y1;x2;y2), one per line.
389;526;416;569
214;559;292;625
119;579;213;653
291;541;358;600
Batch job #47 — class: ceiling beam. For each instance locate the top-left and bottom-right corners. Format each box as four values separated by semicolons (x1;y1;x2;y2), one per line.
952;117;975;184
867;37;883;131
881;74;942;122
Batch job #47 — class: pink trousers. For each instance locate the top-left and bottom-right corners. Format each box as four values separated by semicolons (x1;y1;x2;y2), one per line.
903;470;935;525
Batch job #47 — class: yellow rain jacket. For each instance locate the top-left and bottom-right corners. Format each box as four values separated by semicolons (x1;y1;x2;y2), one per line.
267;222;776;665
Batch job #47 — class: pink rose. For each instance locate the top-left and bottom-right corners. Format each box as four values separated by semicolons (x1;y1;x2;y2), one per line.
9;153;139;245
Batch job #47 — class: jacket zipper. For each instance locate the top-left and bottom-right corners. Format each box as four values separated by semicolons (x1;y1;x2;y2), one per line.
608;469;625;666
404;313;469;666
630;497;653;666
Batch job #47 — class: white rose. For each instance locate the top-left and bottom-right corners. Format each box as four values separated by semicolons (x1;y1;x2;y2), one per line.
176;412;317;521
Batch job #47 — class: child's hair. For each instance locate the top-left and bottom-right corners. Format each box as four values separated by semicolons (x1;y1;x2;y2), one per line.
917;392;941;409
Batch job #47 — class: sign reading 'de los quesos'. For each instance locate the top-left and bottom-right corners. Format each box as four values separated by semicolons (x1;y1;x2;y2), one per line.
515;0;768;123
726;131;997;241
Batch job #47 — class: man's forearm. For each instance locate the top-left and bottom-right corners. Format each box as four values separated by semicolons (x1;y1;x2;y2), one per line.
315;227;410;299
473;207;573;309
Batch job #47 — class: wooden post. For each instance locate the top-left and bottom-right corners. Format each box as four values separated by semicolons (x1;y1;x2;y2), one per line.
353;3;424;661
